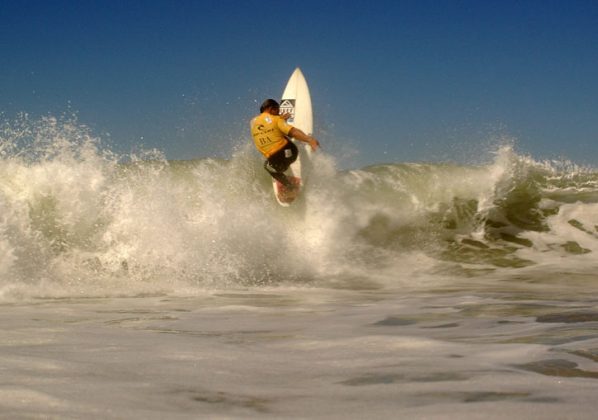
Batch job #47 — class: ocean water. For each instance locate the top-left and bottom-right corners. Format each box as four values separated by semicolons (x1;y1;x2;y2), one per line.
1;116;598;418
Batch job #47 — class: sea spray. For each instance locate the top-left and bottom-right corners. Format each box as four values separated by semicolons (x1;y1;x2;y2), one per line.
1;116;598;300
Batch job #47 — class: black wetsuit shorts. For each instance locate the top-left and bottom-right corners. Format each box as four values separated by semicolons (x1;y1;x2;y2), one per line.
263;140;298;186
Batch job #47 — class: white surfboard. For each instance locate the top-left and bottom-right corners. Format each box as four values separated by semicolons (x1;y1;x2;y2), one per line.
273;67;313;206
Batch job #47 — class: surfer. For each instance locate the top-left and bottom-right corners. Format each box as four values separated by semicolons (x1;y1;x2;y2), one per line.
250;99;319;189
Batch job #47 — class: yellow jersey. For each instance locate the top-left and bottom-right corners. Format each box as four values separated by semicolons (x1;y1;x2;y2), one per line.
250;113;293;158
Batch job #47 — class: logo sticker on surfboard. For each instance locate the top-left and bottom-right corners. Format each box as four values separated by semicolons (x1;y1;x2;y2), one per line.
280;99;295;121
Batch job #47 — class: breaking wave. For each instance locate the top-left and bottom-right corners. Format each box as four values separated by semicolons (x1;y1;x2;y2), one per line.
1;115;597;299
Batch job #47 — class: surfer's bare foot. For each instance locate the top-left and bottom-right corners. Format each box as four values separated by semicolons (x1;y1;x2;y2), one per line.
279;184;297;200
275;177;301;203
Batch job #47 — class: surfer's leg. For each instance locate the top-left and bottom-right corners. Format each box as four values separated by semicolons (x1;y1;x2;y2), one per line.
264;160;291;187
264;142;298;187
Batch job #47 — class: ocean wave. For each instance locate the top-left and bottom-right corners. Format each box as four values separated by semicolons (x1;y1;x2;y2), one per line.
1;115;598;299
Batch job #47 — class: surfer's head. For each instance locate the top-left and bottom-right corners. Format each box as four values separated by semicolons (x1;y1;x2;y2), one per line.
260;99;280;114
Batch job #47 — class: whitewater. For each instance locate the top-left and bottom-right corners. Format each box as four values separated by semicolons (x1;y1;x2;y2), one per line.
1;115;598;418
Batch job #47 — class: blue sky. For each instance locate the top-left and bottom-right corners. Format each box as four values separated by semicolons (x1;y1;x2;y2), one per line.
1;0;597;168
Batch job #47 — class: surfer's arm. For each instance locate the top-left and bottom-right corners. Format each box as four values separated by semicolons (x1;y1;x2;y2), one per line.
288;127;320;151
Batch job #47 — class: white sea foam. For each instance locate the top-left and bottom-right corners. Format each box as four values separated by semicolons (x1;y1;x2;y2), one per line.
2;116;598;418
1;116;598;300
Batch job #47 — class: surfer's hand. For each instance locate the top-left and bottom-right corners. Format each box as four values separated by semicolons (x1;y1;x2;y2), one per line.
281;113;292;121
309;138;320;151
